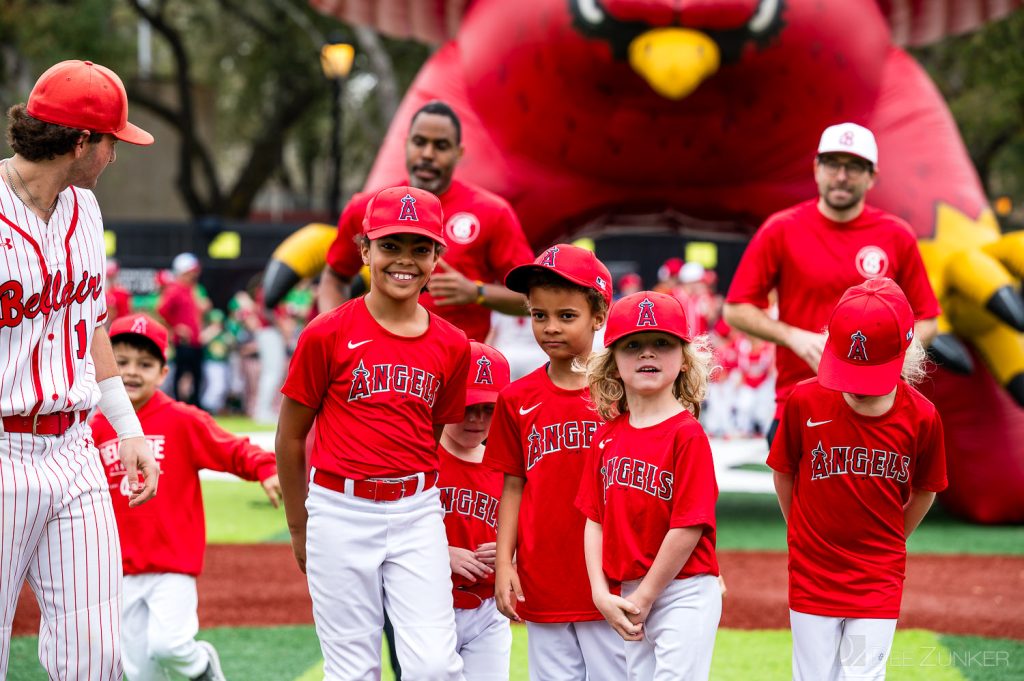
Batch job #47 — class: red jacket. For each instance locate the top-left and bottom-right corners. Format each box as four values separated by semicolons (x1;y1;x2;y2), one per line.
92;391;277;576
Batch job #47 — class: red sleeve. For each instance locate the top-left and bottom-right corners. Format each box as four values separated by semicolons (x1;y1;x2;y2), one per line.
725;219;782;308
574;432;606;524
280;314;334;410
669;428;718;529
432;335;471;424
912;408;948;492
895;233;941;320
483;392;526;477
186;408;277;482
156;288;176;325
485;205;534;282
325;198;368;278
766;391;802;473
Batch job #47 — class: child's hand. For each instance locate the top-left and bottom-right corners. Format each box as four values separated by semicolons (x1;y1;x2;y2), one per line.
474;542;497;566
289;527;307;573
718;574;727;599
624;591;654;627
593;591;643;641
261;475;283;508
449;546;493;582
494;561;525;623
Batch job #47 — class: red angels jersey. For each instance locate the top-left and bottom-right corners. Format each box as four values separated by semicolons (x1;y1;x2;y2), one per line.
576;411;719;585
91;391;277;576
483;366;603;622
282;297;471;478
326;179;534;341
726;200;940;415
767;379;948;618
0;183;107;417
737;337;774;389
438;447;502;603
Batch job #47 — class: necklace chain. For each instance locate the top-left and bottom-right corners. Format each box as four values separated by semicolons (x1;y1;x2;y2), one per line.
4;159;58;218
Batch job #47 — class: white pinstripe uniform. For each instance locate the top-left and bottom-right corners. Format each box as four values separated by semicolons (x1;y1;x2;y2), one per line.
0;173;123;680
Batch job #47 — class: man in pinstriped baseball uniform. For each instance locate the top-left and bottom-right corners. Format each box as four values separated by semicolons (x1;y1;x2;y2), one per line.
1;60;160;680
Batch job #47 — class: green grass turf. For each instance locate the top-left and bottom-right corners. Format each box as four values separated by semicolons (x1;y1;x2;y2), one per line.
214;415;278;433
13;627;1022;680
202;479;289;544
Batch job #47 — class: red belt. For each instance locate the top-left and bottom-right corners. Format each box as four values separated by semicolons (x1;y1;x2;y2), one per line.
312;468;439;502
453;582;495;609
2;411;87;437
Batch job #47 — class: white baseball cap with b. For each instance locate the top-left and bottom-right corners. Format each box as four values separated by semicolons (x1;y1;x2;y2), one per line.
817;122;878;167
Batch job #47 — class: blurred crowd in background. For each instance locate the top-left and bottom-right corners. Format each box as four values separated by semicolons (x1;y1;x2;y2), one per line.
112;251;777;438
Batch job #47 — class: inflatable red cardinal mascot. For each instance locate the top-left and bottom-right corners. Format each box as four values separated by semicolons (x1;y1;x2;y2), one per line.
276;0;1023;522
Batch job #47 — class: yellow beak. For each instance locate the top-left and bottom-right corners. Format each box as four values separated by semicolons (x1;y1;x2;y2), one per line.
628;28;720;100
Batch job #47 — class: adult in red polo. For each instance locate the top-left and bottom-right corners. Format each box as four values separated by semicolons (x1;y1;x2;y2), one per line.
318;100;533;341
0;59;159;680
158;252;205;406
724;123;940;443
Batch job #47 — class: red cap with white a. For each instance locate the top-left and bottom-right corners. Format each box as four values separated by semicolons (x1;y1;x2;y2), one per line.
362;186;446;245
466;341;511;406
504;244;612;306
109;313;170;362
604;291;691;347
818;277;914;396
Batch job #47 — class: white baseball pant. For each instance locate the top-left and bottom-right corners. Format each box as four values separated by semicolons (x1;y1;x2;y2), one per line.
0;425;123;680
454;598;511;681
621;574;722;681
121;573;212;680
305;481;464;681
790;609;897;681
525;619;626;681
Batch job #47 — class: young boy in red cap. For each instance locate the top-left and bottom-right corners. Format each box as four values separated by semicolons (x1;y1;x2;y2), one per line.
92;313;281;681
438;341;513;679
486;244;626;680
277;186;471;680
577;290;721;680
767;277;947;681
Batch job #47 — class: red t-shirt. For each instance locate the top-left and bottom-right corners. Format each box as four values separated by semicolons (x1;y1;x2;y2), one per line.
157;281;201;346
326;179;534;341
281;297;471;478
726;200;940;415
438;447;503;606
576;411;719;585
483;366;603;622
92;391;277;576
766;379;948;618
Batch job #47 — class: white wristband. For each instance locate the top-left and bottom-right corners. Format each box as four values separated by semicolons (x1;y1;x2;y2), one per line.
97;376;144;442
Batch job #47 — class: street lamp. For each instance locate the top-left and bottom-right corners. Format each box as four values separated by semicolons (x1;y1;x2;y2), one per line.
321;40;355;222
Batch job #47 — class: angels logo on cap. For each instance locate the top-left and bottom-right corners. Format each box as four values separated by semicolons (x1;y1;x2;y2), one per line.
130;316;149;335
474;355;494;385
847;330;868;361
637;297;658;327
541;246;559;267
398;194;419;221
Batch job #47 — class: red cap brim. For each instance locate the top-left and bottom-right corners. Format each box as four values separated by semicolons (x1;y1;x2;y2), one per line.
113;121;154;146
465;389;500;406
817;345;903;395
365;224;446;246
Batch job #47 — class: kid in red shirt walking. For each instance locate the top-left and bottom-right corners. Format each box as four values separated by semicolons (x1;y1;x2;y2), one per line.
485;244;627;680
438;341;513;679
577;291;721;680
767;278;947;681
92;314;281;681
277;186;472;680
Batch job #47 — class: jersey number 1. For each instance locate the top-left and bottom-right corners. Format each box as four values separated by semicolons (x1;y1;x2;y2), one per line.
75;320;87;360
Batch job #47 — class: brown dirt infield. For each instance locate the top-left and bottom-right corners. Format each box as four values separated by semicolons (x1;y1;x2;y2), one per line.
13;547;1024;639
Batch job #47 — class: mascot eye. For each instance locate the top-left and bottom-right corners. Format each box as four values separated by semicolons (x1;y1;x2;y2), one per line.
574;0;606;25
748;0;781;34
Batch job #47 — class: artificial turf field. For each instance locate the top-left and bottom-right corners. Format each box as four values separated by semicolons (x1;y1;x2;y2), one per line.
8;429;1024;679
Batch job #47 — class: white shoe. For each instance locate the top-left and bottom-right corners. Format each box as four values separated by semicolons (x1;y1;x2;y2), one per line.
192;641;227;681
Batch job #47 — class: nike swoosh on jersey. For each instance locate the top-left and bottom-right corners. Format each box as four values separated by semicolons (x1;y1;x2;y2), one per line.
519;403;542;415
347;339;372;349
806;418;832;427
598;438;613;450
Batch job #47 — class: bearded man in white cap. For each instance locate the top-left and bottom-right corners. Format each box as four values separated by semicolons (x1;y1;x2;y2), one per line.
723;122;940;444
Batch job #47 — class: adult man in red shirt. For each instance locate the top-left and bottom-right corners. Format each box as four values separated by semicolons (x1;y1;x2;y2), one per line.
724;123;940;443
318;101;533;341
158;252;205;406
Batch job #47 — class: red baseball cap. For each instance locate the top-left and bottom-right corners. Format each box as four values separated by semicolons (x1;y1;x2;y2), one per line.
818;278;915;396
466;341;511;406
27;60;154;146
362;186;446;245
109;313;169;362
604;291;691;347
618;273;642;291
504;244;613;306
